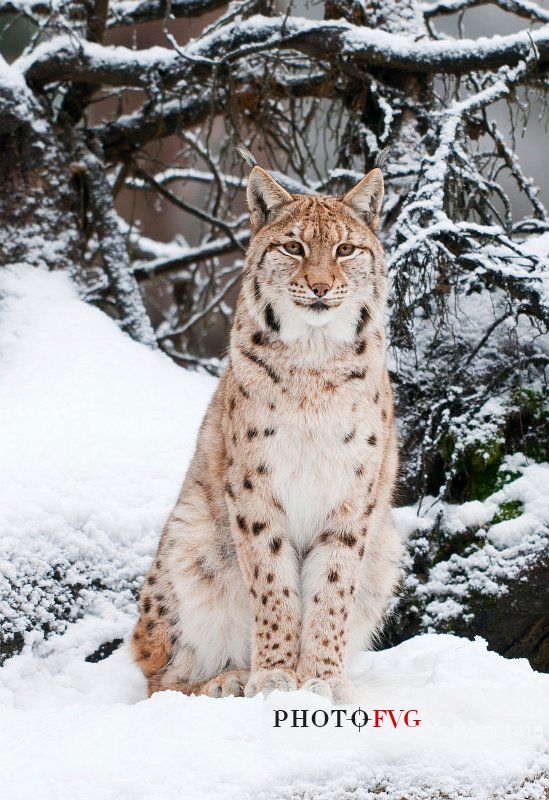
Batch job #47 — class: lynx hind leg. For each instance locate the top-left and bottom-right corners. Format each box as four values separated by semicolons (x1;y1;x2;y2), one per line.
132;613;171;695
148;666;249;698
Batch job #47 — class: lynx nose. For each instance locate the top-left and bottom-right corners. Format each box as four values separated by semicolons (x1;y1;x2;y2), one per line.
310;282;330;298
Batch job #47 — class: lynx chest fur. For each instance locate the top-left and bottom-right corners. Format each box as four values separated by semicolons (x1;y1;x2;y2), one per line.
132;165;402;704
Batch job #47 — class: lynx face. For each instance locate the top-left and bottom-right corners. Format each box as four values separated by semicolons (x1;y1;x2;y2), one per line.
244;167;385;340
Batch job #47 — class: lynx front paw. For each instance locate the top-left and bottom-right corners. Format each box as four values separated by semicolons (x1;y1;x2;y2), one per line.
300;674;355;704
200;669;249;698
244;668;297;697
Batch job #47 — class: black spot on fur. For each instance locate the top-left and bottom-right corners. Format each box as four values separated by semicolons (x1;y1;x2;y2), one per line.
355;464;364;477
257;462;268;475
269;537;282;554
252;521;266;535
264;427;276;437
225;483;235;499
253;188;270;222
343;429;355;443
147;575;156;585
368;433;377;446
236;515;247;532
243;478;253;490
158;605;167;616
373;390;380;403
347;370;367;381
241;349;281;384
252;331;265;346
143;598;151;614
355;340;367;355
328;571;339;583
340;533;357;548
239;384;250;399
264;303;280;332
253;276;262;302
247;428;258;439
355;306;370;336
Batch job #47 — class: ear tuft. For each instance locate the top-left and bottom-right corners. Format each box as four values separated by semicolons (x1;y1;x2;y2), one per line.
342;168;384;231
247;166;293;231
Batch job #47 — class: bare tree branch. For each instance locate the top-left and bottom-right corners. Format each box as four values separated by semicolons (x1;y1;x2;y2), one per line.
132;165;246;252
97;72;329;159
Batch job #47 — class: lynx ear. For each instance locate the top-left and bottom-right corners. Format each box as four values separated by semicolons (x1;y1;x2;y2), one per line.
247;166;293;230
342;168;384;231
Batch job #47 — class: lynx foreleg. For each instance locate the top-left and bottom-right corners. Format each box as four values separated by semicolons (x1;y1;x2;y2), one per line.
297;509;370;703
226;482;302;697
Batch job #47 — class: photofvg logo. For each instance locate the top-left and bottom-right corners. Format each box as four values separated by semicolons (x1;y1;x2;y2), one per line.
274;708;421;731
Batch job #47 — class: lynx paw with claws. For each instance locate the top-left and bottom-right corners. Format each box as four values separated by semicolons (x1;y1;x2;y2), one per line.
244;668;297;697
200;669;249;698
300;675;355;704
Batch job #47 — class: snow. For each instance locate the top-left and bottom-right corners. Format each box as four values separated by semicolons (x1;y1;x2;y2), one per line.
1;619;548;800
1;266;548;799
442;499;497;533
0;266;215;644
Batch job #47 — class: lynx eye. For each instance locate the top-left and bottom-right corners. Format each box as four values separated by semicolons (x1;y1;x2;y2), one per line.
283;240;304;256
336;243;355;257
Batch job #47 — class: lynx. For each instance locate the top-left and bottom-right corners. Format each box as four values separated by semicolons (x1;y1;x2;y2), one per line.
132;166;402;703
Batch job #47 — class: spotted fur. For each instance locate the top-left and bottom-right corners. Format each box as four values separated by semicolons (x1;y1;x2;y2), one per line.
132;167;402;703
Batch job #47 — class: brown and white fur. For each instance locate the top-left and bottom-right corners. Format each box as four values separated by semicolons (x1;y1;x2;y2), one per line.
132;166;402;703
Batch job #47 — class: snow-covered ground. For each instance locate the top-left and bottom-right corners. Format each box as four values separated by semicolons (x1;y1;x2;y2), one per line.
1;617;548;800
1;267;548;799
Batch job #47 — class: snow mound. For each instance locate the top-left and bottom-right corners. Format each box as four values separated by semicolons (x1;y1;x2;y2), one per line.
0;612;547;800
0;266;216;648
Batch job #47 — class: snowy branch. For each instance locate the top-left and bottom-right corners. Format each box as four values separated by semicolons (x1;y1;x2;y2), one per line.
0;0;229;24
134;230;250;281
82;146;157;346
107;0;228;28
422;0;549;24
17;16;549;91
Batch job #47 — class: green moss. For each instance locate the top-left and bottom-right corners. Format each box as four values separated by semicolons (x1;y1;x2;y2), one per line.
456;438;503;501
490;500;523;525
509;387;548;464
437;430;456;462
